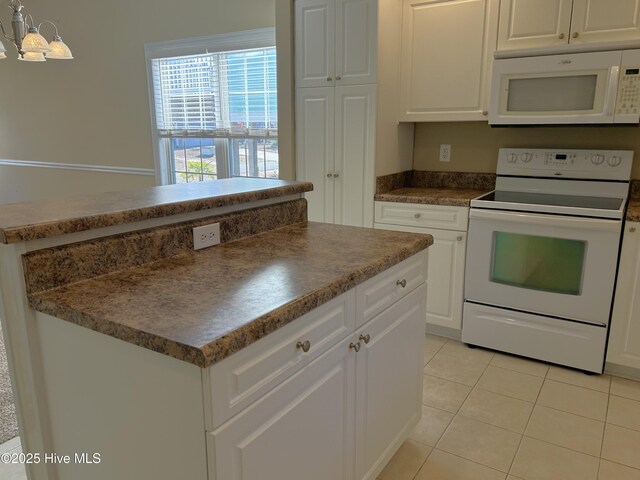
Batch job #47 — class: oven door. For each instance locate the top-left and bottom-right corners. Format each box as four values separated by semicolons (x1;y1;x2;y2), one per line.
465;209;622;326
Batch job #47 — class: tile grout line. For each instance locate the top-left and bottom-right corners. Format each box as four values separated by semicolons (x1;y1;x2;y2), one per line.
506;355;550;476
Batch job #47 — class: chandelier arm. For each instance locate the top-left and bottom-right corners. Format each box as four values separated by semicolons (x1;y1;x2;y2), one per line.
24;13;34;29
38;20;59;36
0;20;14;42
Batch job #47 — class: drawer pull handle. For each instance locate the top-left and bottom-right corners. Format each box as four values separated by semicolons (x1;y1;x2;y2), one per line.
573;32;579;38
349;342;361;353
414;213;421;219
296;340;311;353
396;279;407;288
359;334;371;344
327;173;333;178
327;77;333;82
457;236;463;241
559;33;565;39
631;227;637;233
333;173;339;178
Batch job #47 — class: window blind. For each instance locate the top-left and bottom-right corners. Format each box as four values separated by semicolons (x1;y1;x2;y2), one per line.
152;47;278;139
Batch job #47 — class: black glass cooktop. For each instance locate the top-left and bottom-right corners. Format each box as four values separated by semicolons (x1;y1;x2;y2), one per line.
475;190;624;211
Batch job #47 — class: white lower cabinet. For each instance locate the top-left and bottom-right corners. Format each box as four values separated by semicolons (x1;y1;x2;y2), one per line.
607;222;640;370
375;202;468;334
207;258;427;480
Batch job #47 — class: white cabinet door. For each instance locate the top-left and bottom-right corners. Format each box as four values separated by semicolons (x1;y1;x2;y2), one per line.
210;336;356;480
571;0;640;45
335;0;377;85
334;85;376;227
607;222;640;369
497;0;573;51
295;0;336;88
426;229;466;331
399;0;499;122
296;87;335;223
354;285;426;480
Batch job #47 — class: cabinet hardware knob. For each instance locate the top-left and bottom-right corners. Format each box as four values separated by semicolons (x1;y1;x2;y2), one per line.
631;227;637;233
414;213;421;219
457;236;463;241
396;279;407;288
333;173;339;178
296;340;311;353
572;32;579;38
336;75;342;80
327;173;333;178
359;334;371;344
482;111;488;116
349;342;361;353
327;77;333;82
559;33;566;39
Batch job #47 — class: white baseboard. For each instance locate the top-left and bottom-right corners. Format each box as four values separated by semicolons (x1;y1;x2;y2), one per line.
425;323;462;341
0;158;155;176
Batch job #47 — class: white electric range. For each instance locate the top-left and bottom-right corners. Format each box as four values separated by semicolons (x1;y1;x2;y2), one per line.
462;148;633;373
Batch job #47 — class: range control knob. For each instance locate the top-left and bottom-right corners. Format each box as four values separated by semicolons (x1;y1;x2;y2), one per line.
591;154;605;165
520;153;533;163
608;156;622;167
507;153;518;163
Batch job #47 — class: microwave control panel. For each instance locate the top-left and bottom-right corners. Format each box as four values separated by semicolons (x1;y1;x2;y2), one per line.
616;67;640;115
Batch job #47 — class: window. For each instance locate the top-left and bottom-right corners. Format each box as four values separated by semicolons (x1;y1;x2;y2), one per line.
145;29;278;184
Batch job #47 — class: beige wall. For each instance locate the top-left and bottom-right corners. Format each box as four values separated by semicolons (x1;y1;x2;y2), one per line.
413;122;640;178
0;0;278;200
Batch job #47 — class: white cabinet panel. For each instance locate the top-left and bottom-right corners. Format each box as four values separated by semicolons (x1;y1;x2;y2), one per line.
335;0;377;85
334;85;376;227
355;285;426;480
571;0;640;44
399;0;499;121
210;336;356;480
608;222;640;369
295;87;335;223
297;85;375;227
425;229;466;330
295;0;335;88
375;202;469;230
497;0;573;51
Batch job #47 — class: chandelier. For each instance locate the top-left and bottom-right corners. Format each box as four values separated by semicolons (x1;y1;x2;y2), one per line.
0;0;73;62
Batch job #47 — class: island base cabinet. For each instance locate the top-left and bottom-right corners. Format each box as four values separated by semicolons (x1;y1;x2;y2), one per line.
209;335;357;480
208;284;426;480
355;284;426;480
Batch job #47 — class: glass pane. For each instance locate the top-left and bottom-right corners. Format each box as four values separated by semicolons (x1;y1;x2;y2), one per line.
491;232;586;295
507;75;597;112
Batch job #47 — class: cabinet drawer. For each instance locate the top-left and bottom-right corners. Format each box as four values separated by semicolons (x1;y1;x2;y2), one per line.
205;290;356;430
356;251;427;328
375;202;469;231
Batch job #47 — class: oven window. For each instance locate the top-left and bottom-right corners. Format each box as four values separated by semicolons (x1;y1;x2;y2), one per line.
507;75;597;112
491;232;586;295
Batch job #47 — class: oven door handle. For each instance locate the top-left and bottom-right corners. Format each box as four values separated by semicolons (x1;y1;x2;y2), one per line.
470;209;621;232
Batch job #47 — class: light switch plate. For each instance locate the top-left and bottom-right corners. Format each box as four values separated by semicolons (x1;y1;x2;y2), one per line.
193;223;221;250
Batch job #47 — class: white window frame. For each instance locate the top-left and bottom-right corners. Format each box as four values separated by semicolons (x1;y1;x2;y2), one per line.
145;28;277;185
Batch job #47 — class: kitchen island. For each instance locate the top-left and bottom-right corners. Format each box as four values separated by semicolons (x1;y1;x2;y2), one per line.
0;178;432;480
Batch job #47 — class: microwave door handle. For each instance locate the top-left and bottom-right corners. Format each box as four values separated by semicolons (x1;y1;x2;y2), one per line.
604;66;620;117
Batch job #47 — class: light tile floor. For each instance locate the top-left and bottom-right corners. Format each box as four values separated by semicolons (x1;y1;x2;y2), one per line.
2;334;640;480
379;334;640;480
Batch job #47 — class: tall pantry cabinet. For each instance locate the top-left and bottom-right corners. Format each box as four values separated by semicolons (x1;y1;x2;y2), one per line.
295;0;377;227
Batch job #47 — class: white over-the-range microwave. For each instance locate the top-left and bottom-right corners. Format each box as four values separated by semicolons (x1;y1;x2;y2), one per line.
489;49;640;126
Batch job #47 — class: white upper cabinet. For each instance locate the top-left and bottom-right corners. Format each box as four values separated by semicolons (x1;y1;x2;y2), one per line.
296;0;377;88
295;0;336;87
399;0;499;122
498;0;640;52
497;0;573;51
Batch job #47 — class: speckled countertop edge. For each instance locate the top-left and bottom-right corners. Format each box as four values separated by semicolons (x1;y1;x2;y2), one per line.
375;187;489;207
0;179;313;244
28;222;433;368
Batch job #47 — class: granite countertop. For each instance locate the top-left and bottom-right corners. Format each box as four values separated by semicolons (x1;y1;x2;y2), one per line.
0;178;313;244
628;199;640;222
375;187;490;207
28;222;433;368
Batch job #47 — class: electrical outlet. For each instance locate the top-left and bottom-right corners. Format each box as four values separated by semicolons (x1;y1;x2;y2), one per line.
193;223;221;250
440;144;451;162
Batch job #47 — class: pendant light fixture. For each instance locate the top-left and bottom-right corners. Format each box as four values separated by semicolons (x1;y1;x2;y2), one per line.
0;0;73;62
